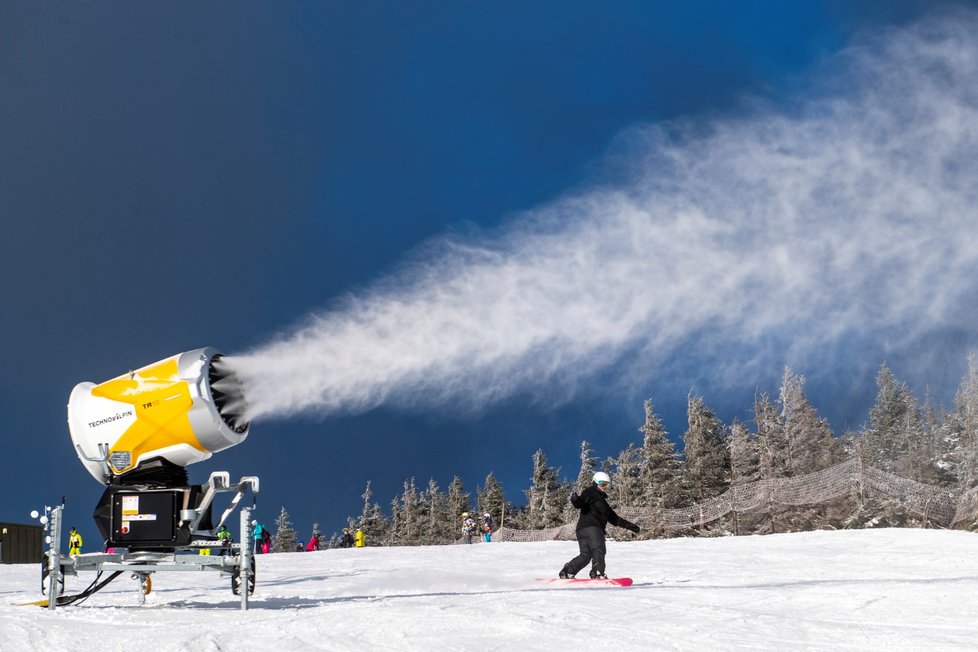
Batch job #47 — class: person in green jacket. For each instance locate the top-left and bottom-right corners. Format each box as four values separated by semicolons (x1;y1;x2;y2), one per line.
217;525;233;556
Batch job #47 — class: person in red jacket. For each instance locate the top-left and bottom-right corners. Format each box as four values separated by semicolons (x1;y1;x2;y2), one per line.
559;471;639;579
306;532;320;551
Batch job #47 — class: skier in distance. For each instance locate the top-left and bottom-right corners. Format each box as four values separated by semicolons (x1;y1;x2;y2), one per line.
559;471;640;579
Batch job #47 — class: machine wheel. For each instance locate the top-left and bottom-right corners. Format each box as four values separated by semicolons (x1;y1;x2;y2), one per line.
40;559;65;597
231;556;256;596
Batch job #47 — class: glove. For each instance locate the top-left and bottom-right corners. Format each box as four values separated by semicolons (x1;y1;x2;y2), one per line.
570;492;578;503
627;522;640;534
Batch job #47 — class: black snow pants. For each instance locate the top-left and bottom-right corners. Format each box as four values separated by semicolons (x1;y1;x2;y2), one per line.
562;526;606;577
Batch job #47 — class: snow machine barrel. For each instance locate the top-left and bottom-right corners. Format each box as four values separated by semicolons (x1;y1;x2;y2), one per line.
67;347;249;486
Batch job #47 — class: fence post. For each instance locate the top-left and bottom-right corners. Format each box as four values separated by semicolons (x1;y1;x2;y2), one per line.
732;485;740;535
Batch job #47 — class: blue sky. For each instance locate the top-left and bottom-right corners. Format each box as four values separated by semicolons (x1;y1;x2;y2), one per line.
2;1;973;545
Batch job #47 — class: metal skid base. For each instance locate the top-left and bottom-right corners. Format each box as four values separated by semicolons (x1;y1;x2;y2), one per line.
60;546;253;605
37;472;259;611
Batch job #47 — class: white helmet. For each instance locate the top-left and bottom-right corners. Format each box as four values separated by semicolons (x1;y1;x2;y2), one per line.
462;512;469;518
484;513;490;517
593;471;611;485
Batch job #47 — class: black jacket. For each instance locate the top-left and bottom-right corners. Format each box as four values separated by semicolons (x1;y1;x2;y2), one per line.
571;485;639;533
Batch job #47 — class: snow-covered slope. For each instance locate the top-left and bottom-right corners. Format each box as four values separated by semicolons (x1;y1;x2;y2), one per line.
1;528;976;651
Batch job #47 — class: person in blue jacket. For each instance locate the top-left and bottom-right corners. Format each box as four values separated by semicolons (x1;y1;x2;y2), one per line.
482;513;494;542
252;521;265;554
559;471;639;579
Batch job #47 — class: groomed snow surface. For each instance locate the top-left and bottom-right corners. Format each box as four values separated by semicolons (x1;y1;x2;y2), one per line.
2;528;976;651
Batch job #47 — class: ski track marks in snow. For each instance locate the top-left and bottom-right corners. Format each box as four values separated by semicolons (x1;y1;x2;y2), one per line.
1;529;977;651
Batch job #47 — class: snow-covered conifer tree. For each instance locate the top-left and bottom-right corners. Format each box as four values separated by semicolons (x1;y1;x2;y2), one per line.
730;420;760;485
272;506;297;553
609;444;643;508
447;476;471;537
524;449;567;528
952;354;978;492
388;496;401;546
681;394;731;506
754;392;790;480
779;367;835;476
862;365;914;475
575;440;597;491
476;472;505;531
564;441;598;522
639;400;681;509
358;480;388;546
423;477;451;544
395;477;422;545
921;394;956;487
729;419;763;534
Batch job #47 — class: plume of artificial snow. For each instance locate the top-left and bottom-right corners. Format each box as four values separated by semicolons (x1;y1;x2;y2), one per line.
225;12;978;421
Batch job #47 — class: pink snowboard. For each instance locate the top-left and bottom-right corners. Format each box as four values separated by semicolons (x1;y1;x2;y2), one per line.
537;577;633;587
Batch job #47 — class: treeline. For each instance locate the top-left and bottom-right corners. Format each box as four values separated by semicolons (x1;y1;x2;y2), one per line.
298;355;978;548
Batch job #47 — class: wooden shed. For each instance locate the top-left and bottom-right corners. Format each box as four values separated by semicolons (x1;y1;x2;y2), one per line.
0;521;43;564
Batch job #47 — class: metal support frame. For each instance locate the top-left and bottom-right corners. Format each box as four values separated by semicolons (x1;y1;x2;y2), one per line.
240;506;252;611
38;473;259;610
46;506;62;611
186;473;260;536
74;443;111;482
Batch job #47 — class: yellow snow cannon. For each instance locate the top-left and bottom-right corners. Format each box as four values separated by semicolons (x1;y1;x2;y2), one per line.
67;347;249;485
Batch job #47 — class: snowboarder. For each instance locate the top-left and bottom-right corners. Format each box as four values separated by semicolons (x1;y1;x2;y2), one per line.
460;512;476;544
252;521;265;554
261;527;272;554
482;513;494;542
341;528;354;548
67;527;83;555
559;471;640;579
354;528;365;548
